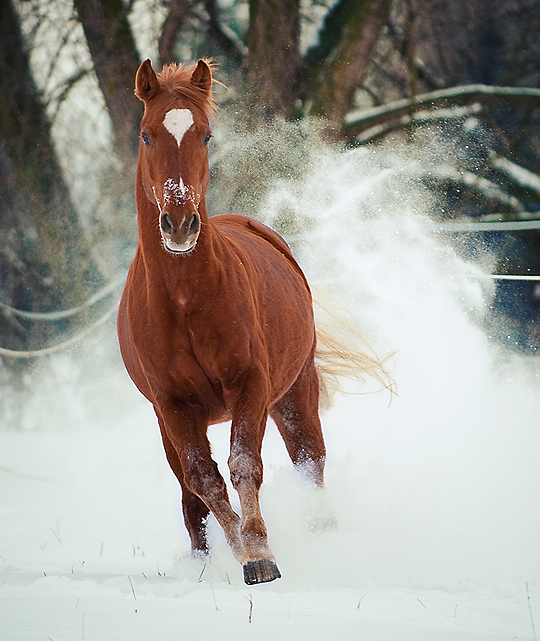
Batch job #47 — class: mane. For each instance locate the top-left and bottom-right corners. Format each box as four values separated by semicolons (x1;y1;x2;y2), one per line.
157;61;218;118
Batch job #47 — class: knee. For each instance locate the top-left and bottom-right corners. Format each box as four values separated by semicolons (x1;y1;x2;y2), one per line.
228;450;263;490
182;450;225;499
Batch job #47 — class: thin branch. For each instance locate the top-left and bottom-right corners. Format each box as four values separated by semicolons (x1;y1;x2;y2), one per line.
49;68;93;125
490;156;540;200
351;103;483;144
421;164;523;212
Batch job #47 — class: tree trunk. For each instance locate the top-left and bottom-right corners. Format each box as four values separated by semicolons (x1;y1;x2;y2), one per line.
245;0;302;119
73;0;142;177
306;0;393;131
0;0;99;352
159;0;193;66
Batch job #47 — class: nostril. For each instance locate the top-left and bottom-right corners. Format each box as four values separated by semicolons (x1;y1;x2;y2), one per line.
188;213;200;236
160;212;174;235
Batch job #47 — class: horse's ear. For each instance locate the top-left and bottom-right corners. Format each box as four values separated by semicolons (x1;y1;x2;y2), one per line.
135;60;160;102
190;59;212;96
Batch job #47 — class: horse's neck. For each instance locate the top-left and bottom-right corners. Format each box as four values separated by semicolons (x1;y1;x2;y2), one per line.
135;194;217;290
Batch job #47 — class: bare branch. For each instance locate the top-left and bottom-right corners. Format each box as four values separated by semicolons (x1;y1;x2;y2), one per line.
352;103;483;144
490;156;540;201
423;165;523;212
344;84;540;137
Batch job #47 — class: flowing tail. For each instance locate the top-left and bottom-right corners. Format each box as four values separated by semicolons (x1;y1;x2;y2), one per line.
313;291;395;408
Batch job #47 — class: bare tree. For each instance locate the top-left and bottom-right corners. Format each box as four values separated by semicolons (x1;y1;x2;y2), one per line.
0;0;99;352
73;0;142;178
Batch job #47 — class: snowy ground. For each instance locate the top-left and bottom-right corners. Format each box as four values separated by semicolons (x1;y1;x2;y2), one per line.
2;139;540;640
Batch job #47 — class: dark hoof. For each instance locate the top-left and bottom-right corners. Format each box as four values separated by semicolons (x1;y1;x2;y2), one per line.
243;559;281;585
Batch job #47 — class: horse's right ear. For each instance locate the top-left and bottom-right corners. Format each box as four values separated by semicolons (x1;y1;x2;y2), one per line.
135;60;160;102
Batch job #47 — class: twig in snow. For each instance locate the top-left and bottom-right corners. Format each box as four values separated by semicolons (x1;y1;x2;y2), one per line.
210;583;219;611
51;519;62;545
245;593;253;623
198;563;207;582
417;598;426;608
526;582;537;641
357;594;366;609
128;576;137;600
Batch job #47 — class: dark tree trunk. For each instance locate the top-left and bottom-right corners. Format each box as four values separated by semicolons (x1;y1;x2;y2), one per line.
0;0;99;352
306;0;393;130
159;0;193;66
245;0;302;119
73;0;142;178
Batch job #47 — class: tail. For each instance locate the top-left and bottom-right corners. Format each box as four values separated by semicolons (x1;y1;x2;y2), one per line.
313;290;395;409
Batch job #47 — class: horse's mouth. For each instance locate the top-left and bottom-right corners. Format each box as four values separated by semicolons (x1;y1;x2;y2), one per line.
162;238;197;254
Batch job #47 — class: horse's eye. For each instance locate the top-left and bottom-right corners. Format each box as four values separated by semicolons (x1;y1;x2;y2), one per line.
141;132;151;146
203;132;212;146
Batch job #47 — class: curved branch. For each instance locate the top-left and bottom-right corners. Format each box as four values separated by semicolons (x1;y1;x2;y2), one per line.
352;103;483;144
344;84;540;137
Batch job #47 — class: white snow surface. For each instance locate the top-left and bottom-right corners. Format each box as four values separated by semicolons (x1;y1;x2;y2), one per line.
2;135;540;640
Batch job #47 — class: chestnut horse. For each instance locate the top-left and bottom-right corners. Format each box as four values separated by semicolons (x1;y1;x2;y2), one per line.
118;59;329;585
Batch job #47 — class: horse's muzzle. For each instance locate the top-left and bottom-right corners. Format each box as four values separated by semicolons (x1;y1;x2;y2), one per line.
160;208;201;253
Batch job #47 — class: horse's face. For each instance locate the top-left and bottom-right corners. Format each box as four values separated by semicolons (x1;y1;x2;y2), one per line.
135;60;213;254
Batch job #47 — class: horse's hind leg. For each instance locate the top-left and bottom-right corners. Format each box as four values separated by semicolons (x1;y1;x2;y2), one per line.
271;351;327;486
271;355;337;533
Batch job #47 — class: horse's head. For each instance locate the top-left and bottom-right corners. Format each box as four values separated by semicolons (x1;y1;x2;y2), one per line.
135;59;215;254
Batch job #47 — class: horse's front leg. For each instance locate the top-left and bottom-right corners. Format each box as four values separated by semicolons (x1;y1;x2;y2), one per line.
228;370;281;585
157;417;211;556
158;400;244;562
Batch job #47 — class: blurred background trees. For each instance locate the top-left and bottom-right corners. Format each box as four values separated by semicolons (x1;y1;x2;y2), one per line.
1;0;540;362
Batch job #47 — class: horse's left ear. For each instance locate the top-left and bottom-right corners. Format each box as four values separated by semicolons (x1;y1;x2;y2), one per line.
135;59;160;102
191;60;212;96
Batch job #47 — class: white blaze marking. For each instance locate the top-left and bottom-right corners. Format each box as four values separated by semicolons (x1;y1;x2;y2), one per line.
163;108;194;147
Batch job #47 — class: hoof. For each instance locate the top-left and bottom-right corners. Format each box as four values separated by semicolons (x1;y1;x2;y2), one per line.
243;559;281;585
